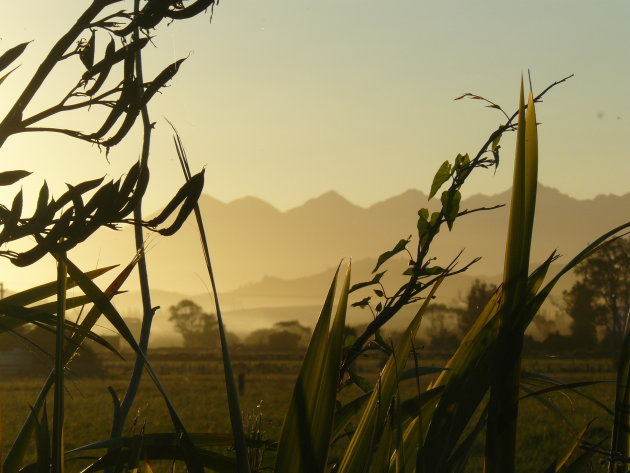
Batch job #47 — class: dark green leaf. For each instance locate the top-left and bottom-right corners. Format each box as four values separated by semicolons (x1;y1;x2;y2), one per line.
454;153;470;170
351;297;371;308
373;237;410;273
349;271;386;293
429;160;452;200
421;265;444;276
441;190;461;231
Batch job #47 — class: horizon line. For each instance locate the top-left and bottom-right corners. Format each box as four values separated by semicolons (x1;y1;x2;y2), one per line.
200;182;630;214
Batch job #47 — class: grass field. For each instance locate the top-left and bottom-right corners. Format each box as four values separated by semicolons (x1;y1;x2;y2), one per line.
0;351;617;472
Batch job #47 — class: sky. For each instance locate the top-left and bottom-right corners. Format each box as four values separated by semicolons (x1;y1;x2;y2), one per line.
1;0;629;216
1;1;629;292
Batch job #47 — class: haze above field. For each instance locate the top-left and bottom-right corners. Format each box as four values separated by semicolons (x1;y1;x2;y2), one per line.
2;184;626;326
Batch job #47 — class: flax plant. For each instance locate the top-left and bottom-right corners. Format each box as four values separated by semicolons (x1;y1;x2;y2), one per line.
264;77;630;473
485;79;539;473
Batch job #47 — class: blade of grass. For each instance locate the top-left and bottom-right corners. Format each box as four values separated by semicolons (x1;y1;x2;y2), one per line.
52;253;67;473
275;263;351;473
57;253;204;472
171;127;250;472
2;257;138;473
0;266;114;307
611;310;630;472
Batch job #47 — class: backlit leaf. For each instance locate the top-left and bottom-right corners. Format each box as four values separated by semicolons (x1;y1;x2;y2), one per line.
429;161;451;200
373;238;411;273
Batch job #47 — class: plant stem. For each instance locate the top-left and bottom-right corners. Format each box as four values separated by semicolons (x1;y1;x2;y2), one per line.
0;0;117;147
52;253;67;473
172;134;251;472
107;0;154;442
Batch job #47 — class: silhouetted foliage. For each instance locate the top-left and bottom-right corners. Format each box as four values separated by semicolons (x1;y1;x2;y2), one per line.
169;300;218;348
245;320;311;352
564;237;630;352
563;281;603;350
458;279;498;335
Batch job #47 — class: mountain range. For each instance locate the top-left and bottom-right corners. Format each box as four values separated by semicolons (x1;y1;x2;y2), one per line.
71;183;628;294
62;183;628;344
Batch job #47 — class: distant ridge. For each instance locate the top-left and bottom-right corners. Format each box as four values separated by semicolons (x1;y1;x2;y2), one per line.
68;183;629;295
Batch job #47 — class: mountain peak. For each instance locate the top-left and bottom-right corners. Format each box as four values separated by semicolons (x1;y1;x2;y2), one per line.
317;190;350;202
293;190;355;209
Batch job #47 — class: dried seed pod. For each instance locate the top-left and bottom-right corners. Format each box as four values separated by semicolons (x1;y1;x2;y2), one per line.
79;30;96;70
117;163;149;217
81;37;149;82
167;0;216;20
12;210;74;267
88;74;136;140
48;177;104;214
85;37;115;96
140;58;186;107
150;170;205;236
0;42;30;74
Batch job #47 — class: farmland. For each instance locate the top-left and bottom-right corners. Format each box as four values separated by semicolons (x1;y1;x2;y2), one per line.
0;351;616;472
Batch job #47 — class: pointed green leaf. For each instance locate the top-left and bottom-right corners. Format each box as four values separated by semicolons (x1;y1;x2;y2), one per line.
373;238;411;273
429;161;452;200
349;271;386;293
275;264;351;473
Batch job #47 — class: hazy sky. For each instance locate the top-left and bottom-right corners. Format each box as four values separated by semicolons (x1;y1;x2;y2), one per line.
1;0;629;217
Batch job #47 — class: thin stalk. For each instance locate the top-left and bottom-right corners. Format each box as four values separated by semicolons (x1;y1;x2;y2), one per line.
172;134;251;472
107;0;154;442
52;254;67;473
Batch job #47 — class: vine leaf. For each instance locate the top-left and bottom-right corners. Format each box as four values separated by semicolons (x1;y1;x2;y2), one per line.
373;237;411;273
351;297;371;309
441;190;461;230
429;161;452;200
349;271;386;293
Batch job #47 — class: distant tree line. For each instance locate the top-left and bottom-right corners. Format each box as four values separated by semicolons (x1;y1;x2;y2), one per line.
168;300;312;352
378;237;629;357
167;238;628;356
